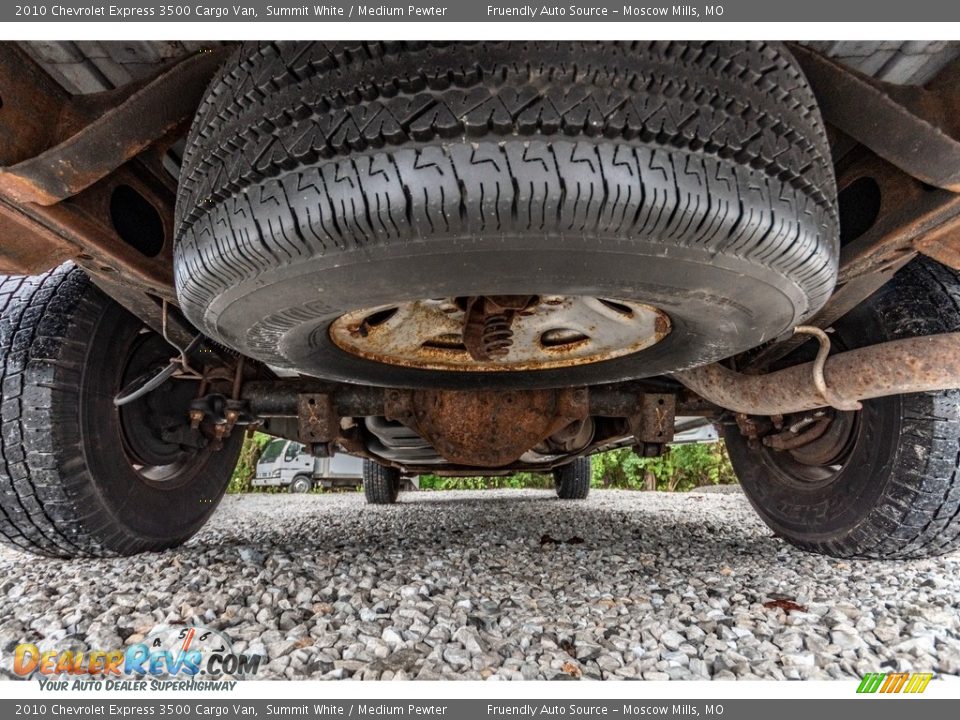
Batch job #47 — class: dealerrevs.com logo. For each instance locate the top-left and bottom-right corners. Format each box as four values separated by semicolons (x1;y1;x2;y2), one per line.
13;625;261;691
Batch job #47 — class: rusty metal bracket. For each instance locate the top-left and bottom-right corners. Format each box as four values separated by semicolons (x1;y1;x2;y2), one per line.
914;220;960;270
792;326;862;411
791;44;960;192
0;47;230;206
0;43;231;339
628;393;677;445
297;393;338;453
383;389;417;427
763;415;832;451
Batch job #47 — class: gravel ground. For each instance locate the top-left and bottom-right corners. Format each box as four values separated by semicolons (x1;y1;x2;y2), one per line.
2;489;959;681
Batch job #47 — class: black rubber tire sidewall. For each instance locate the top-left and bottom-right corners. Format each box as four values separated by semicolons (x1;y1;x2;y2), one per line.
290;475;313;493
207;235;806;390
725;395;900;548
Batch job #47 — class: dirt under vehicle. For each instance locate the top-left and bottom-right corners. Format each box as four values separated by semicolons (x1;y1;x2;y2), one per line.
2;41;960;558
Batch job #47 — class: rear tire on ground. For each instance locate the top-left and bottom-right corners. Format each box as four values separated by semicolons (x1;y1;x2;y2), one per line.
174;41;838;389
0;265;242;558
554;457;591;500
724;257;960;559
363;460;400;504
289;474;313;493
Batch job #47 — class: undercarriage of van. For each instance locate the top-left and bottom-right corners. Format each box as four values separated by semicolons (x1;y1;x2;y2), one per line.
2;41;960;558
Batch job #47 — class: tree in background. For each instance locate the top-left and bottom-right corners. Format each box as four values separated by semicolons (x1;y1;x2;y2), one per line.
417;442;735;492
228;431;273;493
590;443;735;491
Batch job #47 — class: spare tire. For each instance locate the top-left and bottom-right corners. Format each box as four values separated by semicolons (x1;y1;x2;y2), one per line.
175;41;838;389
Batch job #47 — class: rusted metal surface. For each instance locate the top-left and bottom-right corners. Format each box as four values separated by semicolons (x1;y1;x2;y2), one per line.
244;380;385;418
0;44;70;166
0;47;230;206
763;416;832;451
790;43;960;191
0;42;89;274
583;384;715;418
0;165;178;294
241;378;720;473
0;42;226;319
793;325;863;411
0;205;77;276
758;408;859;469
1;181;173;279
628;393;677;445
330;296;671;372
297;393;338;449
461;295;533;361
243;379;714;420
383;387;590;467
733;413;769;442
777;411;858;466
836;157;960;286
914;222;960;270
675;332;960;416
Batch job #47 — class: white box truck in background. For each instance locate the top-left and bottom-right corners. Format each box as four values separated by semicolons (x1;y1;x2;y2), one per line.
254;439;364;493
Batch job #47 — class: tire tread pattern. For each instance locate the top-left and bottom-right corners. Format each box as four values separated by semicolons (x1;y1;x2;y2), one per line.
0;267;113;556
173;41;839;364
554;456;591;500
0;266;238;558
363;460;400;504
827;259;960;558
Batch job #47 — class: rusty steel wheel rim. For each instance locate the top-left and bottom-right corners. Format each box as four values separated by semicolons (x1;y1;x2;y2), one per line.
329;296;672;372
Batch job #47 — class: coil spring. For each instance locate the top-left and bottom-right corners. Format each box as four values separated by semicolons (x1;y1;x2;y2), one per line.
481;313;514;357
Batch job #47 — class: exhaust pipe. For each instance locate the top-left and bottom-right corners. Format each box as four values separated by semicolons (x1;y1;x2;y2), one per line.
673;332;960;416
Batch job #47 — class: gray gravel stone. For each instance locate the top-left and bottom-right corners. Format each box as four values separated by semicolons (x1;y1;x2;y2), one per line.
660;630;685;651
1;489;958;680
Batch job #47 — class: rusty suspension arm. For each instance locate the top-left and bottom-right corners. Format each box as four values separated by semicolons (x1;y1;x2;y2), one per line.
674;332;960;416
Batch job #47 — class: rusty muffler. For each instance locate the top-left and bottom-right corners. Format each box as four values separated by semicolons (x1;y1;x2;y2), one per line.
673;332;960;416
